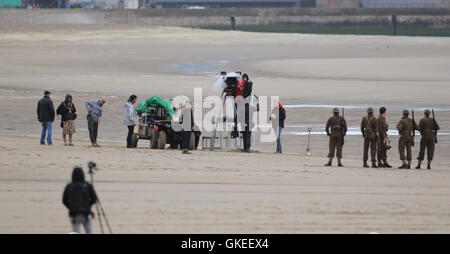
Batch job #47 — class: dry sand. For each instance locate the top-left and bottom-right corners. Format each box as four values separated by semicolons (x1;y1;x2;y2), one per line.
1;25;450;233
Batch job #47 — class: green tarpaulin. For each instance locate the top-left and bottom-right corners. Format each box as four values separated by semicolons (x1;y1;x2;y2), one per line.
136;96;174;120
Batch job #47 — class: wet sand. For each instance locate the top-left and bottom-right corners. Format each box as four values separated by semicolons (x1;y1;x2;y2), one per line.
1;25;450;233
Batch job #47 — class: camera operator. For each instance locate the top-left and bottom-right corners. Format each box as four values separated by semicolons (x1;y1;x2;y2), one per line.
62;167;98;234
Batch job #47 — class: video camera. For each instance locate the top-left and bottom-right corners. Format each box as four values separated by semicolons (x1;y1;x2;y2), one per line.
88;161;97;175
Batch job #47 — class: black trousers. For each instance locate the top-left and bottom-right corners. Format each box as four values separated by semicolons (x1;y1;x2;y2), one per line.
194;131;201;149
182;131;191;150
87;115;98;143
243;130;251;150
127;125;134;147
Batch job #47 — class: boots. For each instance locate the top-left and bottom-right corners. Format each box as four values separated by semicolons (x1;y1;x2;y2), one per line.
415;161;421;169
384;162;392;168
399;160;407;169
363;161;369;168
337;159;343;167
427;161;431;170
69;136;74;146
371;162;378;168
415;160;421;169
406;161;411;169
63;136;67;146
183;149;191;154
324;158;332;167
378;162;384;168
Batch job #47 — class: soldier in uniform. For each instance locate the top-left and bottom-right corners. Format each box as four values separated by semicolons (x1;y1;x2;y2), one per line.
377;107;392;168
324;107;347;167
416;109;440;170
360;107;378;168
396;110;417;169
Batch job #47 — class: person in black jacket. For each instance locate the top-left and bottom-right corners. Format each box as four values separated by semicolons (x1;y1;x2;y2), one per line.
62;167;97;234
240;74;253;152
57;94;77;146
271;102;286;153
37;91;55;145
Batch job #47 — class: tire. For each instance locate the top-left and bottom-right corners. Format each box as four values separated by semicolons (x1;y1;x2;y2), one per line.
150;128;158;149
189;132;195;150
157;131;166;149
131;133;138;148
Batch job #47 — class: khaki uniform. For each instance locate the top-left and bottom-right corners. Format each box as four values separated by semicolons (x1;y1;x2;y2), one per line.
361;114;378;163
377;115;389;164
325;114;347;159
417;117;440;162
396;117;417;162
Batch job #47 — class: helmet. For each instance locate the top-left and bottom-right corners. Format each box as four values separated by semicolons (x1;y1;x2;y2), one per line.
424;109;431;115
367;107;374;114
333;107;339;113
402;109;409;115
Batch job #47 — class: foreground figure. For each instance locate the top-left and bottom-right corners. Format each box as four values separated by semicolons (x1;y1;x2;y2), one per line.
416;109;440;169
360;107;378;168
324;107;347;167
62;167;98;234
396;110;417;169
377;107;392;168
85;99;105;147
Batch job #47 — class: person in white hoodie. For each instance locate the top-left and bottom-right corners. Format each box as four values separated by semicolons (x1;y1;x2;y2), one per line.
124;95;138;148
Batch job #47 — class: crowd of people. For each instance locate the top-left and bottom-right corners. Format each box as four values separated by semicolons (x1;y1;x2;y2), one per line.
324;106;440;170
37;74;439;169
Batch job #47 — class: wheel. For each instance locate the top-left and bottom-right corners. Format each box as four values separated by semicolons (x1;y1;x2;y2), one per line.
189;132;195;150
157;131;166;149
150;128;158;149
131;133;138;148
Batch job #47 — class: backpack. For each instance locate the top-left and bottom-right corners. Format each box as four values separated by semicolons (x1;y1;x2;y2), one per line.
67;183;91;214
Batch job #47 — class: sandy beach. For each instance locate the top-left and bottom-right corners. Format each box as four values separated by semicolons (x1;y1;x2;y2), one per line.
1;25;450;233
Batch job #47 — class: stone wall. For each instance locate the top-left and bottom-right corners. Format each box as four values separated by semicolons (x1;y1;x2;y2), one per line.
1;8;450;27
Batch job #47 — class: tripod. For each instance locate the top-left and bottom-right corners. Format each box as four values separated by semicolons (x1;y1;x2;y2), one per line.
87;161;113;234
306;128;312;156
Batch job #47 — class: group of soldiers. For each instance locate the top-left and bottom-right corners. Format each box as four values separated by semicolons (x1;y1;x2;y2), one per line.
324;107;440;169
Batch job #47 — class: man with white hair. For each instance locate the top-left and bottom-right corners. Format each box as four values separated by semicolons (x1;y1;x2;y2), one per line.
85;98;105;147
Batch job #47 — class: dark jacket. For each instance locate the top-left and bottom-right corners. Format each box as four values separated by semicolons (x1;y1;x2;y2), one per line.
37;96;55;122
242;81;253;99
62;168;97;217
279;106;286;128
57;97;77;122
270;105;286;129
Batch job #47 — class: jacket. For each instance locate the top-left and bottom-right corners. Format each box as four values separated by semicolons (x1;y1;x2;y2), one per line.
37;96;55;122
326;114;347;136
57;101;76;122
85;100;103;121
123;101;137;126
62;168;97;217
361;114;378;139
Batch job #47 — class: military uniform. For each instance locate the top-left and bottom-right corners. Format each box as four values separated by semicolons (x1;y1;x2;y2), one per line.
416;113;440;169
325;109;347;167
396;113;417;169
361;112;378;167
377;115;391;167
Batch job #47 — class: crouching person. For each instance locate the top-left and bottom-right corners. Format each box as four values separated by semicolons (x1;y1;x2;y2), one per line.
62;167;98;234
